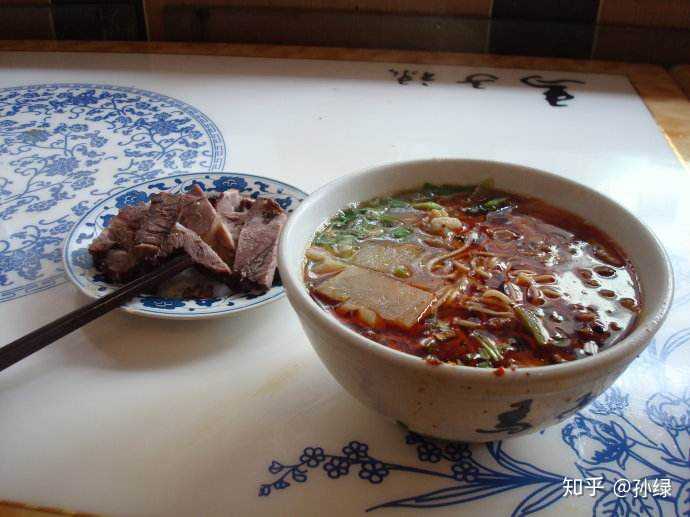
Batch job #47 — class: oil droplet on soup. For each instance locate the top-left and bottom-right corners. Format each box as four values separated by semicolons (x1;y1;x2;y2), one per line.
303;182;641;369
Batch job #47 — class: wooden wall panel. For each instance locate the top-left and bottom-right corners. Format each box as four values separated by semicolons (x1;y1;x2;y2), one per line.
593;25;690;65
160;5;489;51
144;0;492;40
0;4;54;39
0;1;51;5
598;0;690;30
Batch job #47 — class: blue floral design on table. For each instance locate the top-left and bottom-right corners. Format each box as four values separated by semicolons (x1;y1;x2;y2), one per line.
0;83;226;303
63;172;306;319
259;327;690;515
260;433;566;514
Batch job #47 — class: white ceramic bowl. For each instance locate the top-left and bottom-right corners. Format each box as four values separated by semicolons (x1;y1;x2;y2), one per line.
278;159;673;442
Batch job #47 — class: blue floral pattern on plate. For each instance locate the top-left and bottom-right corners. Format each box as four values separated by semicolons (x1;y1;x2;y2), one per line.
0;83;226;303
63;172;306;319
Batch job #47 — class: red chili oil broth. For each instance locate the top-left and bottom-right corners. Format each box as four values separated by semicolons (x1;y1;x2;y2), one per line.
304;183;641;369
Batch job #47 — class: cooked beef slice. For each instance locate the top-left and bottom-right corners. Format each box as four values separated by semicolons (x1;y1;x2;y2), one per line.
216;190;254;245
178;185;236;265
163;223;231;277
134;192;181;258
88;204;148;282
97;249;138;283
215;190;241;214
88;232;114;260
155;267;232;299
89;204;147;255
233;197;287;290
89;186;286;293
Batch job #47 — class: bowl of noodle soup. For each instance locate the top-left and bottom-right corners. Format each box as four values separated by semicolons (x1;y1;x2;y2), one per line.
278;159;672;441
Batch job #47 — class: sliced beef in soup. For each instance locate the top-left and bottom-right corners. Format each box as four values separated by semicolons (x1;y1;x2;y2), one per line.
351;241;444;292
315;265;436;329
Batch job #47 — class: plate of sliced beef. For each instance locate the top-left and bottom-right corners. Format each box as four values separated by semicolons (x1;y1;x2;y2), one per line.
63;173;306;318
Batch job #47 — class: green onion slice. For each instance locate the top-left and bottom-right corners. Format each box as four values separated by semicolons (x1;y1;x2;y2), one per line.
515;306;550;346
471;331;503;362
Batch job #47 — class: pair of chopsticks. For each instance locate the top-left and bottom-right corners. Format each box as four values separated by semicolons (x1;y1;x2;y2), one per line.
0;254;194;372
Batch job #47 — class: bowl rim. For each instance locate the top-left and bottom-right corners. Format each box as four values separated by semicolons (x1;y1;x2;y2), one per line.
278;158;674;385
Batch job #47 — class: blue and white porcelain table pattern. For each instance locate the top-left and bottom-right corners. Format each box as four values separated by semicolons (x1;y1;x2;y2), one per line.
0;51;688;517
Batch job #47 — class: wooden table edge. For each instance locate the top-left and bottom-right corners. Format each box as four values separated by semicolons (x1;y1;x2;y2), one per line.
670;65;690;100
0;40;688;517
0;499;95;517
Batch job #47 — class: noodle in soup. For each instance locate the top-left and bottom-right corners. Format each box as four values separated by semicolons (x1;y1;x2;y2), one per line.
303;181;640;370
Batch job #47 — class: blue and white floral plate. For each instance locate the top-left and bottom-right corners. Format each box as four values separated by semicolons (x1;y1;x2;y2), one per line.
63;172;307;319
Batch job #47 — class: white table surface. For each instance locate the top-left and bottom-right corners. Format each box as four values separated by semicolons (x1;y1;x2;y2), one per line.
0;51;688;517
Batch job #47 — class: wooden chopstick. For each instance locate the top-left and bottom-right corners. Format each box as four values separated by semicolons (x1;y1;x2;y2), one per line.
0;254;194;372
